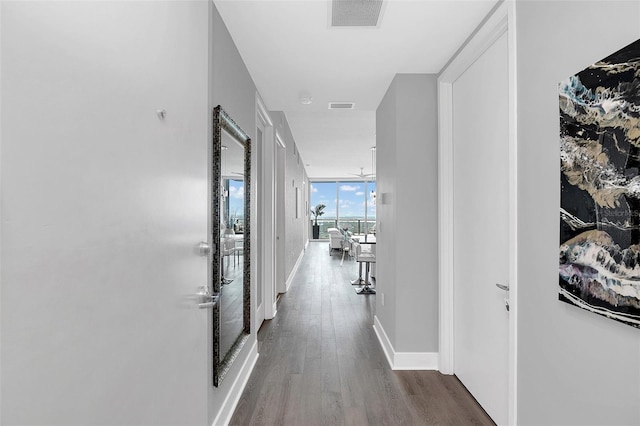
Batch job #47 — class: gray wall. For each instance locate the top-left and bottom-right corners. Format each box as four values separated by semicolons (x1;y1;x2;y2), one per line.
208;3;262;423
270;111;308;282
376;77;399;344
210;2;257;140
376;74;439;352
515;1;640;424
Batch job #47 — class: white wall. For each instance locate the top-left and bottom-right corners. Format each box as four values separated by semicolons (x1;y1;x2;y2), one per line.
1;2;210;424
515;1;640;424
376;74;439;354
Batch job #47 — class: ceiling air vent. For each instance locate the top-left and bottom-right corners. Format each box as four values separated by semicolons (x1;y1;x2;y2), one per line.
330;0;384;28
328;102;356;110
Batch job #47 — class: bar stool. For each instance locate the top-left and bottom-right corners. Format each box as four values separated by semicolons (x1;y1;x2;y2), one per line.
352;242;376;294
350;241;365;285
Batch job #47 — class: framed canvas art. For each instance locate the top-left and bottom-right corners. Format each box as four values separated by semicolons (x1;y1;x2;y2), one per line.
559;39;640;329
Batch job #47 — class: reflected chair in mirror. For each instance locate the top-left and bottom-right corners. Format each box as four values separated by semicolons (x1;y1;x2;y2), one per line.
233;239;243;267
221;236;235;285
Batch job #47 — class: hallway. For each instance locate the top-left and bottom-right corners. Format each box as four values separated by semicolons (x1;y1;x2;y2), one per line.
230;242;494;425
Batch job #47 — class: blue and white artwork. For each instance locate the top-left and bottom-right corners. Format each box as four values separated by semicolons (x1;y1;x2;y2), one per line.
559;39;640;329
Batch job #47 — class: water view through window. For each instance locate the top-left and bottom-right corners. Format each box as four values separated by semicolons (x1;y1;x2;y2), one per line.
310;180;376;239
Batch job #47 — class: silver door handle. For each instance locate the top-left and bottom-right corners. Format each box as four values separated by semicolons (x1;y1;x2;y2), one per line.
496;283;510;312
198;294;219;309
199;296;219;309
196;286;219;309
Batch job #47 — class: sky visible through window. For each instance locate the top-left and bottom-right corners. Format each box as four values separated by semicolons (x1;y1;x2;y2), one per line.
310;180;376;219
228;179;244;219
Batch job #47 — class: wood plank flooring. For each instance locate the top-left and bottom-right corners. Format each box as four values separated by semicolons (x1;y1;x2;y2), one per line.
230;242;495;426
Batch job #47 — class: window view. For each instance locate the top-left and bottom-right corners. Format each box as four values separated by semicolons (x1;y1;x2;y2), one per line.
310;180;376;239
226;179;244;233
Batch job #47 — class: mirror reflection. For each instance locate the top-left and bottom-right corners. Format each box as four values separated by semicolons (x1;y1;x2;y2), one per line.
212;105;250;387
219;135;245;362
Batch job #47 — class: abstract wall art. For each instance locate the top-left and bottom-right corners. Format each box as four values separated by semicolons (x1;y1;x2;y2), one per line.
559;39;640;329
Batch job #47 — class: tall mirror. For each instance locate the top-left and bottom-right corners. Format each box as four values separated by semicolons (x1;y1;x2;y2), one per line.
212;105;251;387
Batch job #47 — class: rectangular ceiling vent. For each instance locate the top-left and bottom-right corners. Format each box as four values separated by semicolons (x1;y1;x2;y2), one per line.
328;102;356;110
330;0;384;28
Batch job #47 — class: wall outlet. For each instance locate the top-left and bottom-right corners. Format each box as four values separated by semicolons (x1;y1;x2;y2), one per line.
381;292;385;306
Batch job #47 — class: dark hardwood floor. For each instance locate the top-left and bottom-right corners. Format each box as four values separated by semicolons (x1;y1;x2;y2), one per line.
230;242;495;426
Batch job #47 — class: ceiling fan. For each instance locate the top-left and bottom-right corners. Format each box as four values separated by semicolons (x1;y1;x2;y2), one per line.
349;167;375;179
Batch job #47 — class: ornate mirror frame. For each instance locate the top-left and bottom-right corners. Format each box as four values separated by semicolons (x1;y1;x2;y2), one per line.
212;105;251;387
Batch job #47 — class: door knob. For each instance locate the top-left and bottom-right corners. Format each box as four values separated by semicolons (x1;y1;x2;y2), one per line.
198;242;215;256
496;283;509;291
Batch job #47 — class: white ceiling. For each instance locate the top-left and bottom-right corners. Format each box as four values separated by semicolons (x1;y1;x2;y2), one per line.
214;0;497;179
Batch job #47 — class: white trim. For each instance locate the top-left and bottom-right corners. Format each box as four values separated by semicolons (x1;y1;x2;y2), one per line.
393;352;438;371
211;340;259;426
284;248;305;292
256;92;277;323
275;130;286;149
437;1;518;424
373;315;394;368
0;2;3;409
506;2;519;424
373;316;439;371
256;93;273;127
437;80;454;375
438;2;508;84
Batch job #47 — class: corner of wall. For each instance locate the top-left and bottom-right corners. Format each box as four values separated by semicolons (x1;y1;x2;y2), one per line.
373;316;438;371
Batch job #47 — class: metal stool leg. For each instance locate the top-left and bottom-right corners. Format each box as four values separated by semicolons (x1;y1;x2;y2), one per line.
356;262;376;294
351;261;365;285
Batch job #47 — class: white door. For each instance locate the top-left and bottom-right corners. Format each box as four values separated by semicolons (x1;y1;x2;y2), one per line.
1;2;209;424
452;32;510;425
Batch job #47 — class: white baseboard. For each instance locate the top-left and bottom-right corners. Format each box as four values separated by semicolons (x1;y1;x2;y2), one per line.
373;315;395;368
373;315;439;371
284;248;305;292
212;340;259;426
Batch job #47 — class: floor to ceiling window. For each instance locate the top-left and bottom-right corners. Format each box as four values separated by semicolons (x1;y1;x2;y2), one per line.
310;180;376;239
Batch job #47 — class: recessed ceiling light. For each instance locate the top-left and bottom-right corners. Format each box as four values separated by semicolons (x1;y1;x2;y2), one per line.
299;92;313;105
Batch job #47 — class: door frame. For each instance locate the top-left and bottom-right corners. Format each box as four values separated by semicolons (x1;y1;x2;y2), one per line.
256;93;276;328
275;132;287;295
437;1;518;424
